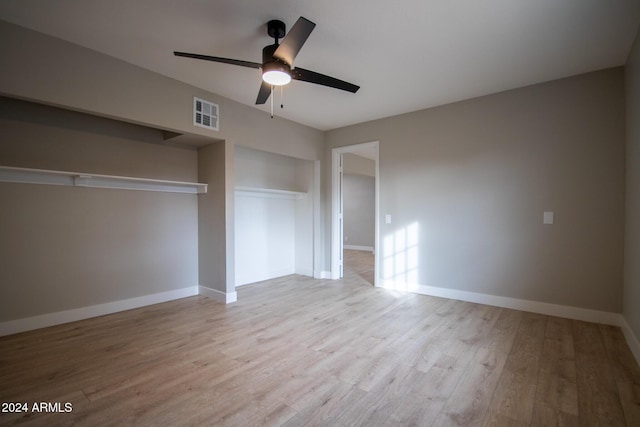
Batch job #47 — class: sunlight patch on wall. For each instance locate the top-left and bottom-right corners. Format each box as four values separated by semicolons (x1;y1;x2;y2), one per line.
382;222;420;291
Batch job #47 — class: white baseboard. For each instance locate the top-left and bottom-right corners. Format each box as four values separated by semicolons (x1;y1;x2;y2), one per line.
199;286;237;304
378;280;622;326
621;316;640;366
315;270;332;279
344;245;374;252
0;286;199;337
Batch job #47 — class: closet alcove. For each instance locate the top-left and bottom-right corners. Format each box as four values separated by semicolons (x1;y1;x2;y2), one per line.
234;146;315;286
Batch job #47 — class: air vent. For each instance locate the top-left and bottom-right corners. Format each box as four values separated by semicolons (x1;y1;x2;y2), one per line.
193;97;219;131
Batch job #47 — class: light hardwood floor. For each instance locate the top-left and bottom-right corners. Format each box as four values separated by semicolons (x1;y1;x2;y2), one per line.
1;264;639;426
344;249;375;286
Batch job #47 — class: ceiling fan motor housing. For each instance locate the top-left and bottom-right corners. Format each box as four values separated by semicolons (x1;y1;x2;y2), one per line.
263;59;291;76
262;43;291;85
263;44;290;68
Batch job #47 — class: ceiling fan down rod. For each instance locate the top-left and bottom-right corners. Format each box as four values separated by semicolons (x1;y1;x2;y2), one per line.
267;20;286;44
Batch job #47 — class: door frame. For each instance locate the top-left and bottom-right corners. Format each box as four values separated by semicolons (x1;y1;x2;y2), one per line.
331;141;380;284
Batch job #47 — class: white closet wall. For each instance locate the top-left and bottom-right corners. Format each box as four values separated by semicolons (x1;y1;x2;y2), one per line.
235;194;296;285
234;146;314;286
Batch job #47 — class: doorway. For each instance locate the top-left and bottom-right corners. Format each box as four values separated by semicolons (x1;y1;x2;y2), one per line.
331;141;379;286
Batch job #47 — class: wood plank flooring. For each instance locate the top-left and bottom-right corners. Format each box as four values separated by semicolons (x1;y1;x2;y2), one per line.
344;249;375;286
1;260;639;425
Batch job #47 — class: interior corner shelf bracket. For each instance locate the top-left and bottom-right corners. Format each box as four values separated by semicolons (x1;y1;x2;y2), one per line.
0;166;207;194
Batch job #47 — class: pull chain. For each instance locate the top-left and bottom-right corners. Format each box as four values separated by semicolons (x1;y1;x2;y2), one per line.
270;85;274;118
269;85;285;119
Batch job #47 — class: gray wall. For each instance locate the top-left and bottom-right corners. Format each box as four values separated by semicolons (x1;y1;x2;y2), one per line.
235;146;301;190
342;153;375;249
343;153;375;177
624;28;640;341
198;142;234;295
295;159;316;277
0;98;198;321
326;67;626;312
343;173;375;248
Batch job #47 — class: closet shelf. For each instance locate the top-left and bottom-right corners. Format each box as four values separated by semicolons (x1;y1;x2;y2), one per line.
0;166;207;194
235;186;306;199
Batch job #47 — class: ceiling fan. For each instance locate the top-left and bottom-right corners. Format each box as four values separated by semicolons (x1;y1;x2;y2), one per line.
174;17;360;106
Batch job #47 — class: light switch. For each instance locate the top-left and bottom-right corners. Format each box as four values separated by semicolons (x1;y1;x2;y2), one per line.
385;214;392;224
543;211;554;225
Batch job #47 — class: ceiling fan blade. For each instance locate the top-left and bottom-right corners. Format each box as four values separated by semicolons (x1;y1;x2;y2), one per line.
174;51;261;69
273;17;316;65
291;67;360;93
255;81;271;104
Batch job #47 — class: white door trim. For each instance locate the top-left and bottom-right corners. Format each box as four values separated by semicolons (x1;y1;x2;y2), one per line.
331;141;380;284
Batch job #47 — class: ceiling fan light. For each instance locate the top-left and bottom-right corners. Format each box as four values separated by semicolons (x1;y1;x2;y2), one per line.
262;62;291;85
263;70;291;85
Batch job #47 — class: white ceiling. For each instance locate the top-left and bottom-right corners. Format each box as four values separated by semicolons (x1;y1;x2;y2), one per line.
0;1;638;131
